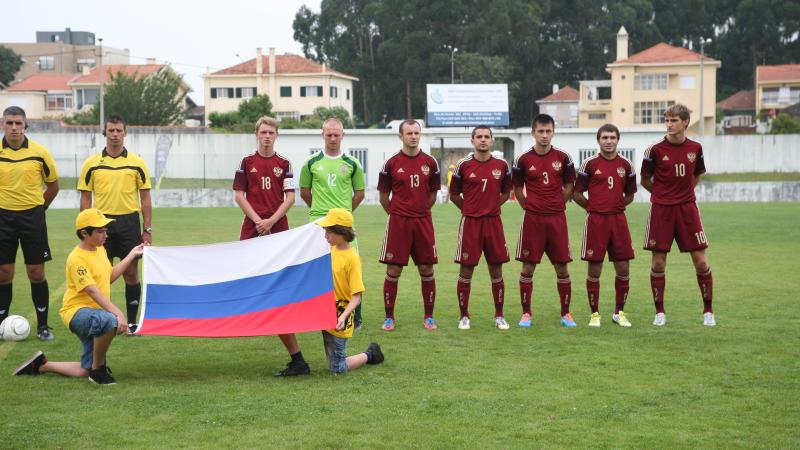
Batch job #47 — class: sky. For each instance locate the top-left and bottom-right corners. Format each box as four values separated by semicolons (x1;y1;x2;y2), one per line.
3;0;322;105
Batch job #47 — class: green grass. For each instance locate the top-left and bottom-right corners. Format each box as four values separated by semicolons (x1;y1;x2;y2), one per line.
1;203;799;448
702;172;800;182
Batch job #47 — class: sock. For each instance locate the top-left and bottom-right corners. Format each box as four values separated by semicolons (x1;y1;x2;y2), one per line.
290;351;305;363
586;277;600;314
519;273;533;315
557;277;571;316
383;275;398;319
354;303;363;324
125;283;141;324
614;275;630;314
456;276;471;318
30;281;49;329
421;274;436;318
0;283;11;323
651;271;666;314
697;269;713;313
491;278;504;317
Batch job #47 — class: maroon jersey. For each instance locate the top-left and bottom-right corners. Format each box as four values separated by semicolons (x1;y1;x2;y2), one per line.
641;137;705;205
575;153;637;214
378;150;441;217
232;152;294;216
450;154;512;217
512;146;575;215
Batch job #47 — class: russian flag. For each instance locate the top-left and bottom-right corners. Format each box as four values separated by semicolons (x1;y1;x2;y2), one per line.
137;222;337;337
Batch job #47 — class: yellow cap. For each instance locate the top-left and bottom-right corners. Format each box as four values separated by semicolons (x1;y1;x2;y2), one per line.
75;208;115;230
317;208;353;228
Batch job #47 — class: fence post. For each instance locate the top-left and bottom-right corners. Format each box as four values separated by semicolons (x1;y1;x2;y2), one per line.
203;153;207;188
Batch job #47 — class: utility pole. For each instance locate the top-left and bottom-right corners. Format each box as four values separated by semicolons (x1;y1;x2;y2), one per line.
450;46;458;84
99;38;105;132
699;38;711;138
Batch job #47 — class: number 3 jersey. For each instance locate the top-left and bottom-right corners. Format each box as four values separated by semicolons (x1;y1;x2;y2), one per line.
640;137;705;205
574;153;637;214
378;150;441;218
233;152;294;217
449;154;512;217
512;146;575;215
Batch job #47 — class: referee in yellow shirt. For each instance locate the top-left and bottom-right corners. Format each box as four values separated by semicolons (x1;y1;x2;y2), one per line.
0;106;60;341
78;115;152;334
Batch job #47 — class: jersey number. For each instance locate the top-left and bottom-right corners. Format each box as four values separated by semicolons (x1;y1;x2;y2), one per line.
481;178;488;192
674;163;686;177
409;174;420;188
695;231;707;245
327;173;337;187
607;176;614;189
261;176;271;190
542;172;550;185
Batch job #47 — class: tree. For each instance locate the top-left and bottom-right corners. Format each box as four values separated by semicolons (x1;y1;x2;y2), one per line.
769;114;800;134
0;46;23;87
237;95;274;124
280;106;355;129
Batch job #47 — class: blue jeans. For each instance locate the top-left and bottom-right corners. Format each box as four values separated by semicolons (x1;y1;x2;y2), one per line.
69;308;118;369
322;331;348;373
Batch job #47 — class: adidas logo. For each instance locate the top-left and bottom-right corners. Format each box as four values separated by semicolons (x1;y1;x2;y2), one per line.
469;173;477;178
250;167;257;173
397;168;405;173
662;155;670;161
594;169;602;175
529;165;536;171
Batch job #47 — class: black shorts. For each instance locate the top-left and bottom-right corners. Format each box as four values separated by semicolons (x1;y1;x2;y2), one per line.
105;212;143;260
0;206;52;265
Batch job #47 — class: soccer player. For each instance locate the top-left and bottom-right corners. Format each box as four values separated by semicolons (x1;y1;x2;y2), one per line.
512;114;576;328
641;104;715;326
0;106;59;341
573;124;636;327
78;115;151;334
378;119;441;331
233;116;309;377
449;126;512;330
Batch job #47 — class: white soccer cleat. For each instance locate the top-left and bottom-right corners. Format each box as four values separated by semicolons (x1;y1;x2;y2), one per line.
458;316;471;330
588;312;601;327
612;312;632;328
494;316;510;330
703;312;716;326
652;312;667;326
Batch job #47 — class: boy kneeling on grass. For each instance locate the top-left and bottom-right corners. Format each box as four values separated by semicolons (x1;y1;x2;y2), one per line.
317;208;384;373
13;209;144;385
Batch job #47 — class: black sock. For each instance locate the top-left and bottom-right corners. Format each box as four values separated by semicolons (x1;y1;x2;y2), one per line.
0;283;11;323
31;281;49;329
354;303;362;324
290;351;305;363
125;283;141;324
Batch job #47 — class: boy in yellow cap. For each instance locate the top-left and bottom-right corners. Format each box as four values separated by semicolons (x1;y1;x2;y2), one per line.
316;208;384;373
12;208;144;385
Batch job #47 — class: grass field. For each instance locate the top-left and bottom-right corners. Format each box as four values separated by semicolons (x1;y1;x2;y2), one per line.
1;203;799;448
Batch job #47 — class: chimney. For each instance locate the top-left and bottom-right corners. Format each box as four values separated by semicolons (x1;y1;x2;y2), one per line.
256;48;263;74
268;48;276;74
322;62;327;74
616;26;628;61
552;84;559;94
82;64;90;76
146;57;156;65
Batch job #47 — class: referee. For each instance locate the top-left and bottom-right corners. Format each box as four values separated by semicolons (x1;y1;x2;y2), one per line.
0;106;60;341
78;115;152;334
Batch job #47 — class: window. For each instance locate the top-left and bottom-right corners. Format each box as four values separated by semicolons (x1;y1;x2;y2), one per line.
210;88;235;99
634;73;668;90
301;86;323;97
38;56;55;71
569;104;578;118
330;86;338;98
634;101;674;124
680;76;696;89
236;87;256;99
346;89;350;100
545;105;557;115
46;94;73;111
76;59;95;72
75;88;98;109
588;113;607;120
349;148;368;185
275;111;300;122
280;86;292;97
761;88;779;104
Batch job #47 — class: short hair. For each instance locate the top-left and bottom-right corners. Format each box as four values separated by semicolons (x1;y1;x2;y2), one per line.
596;123;620;140
531;114;555;129
76;226;97;240
399;119;421;134
3;106;26;118
106;115;126;129
322;117;344;130
664;103;691;121
325;224;356;242
471;125;493;138
255;116;279;133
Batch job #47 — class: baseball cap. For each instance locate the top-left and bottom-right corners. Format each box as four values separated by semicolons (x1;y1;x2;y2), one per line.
317;208;353;228
75;208;115;230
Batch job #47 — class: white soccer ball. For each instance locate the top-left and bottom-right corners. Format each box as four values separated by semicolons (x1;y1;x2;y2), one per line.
0;315;31;341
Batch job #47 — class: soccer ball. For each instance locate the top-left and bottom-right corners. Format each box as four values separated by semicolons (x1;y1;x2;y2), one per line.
0;315;31;341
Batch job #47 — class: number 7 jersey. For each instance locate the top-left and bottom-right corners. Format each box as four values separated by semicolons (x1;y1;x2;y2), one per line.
640;137;705;205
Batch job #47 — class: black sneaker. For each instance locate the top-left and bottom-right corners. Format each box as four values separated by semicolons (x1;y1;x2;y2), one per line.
37;326;55;341
366;342;384;365
126;323;140;337
88;365;117;385
274;360;311;377
13;351;47;376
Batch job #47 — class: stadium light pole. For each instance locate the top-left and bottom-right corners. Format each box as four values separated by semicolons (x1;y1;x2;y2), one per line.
98;38;105;132
699;37;711;138
450;47;458;84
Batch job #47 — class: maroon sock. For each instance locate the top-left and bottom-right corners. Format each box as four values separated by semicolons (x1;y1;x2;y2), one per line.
519;273;533;315
457;276;471;318
697;269;713;313
651;271;666;314
491;278;505;317
557;277;571;316
421;274;436;318
614;275;630;314
383;275;398;319
586;277;600;314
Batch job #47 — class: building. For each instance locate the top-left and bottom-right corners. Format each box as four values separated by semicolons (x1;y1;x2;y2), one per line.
717;90;756;134
203;48;358;124
535;85;579;128
755;64;800;118
579;26;720;135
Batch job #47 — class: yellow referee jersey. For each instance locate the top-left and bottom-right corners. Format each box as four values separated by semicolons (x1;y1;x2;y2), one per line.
0;137;58;211
78;148;152;215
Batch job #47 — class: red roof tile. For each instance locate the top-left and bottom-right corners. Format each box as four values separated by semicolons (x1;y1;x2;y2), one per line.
537;86;579;102
757;64;800;82
211;54;355;79
614;42;718;64
717;90;754;111
70;64;164;84
8;74;76;92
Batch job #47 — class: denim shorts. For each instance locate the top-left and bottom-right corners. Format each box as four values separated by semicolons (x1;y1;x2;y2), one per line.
69;308;118;369
322;331;349;374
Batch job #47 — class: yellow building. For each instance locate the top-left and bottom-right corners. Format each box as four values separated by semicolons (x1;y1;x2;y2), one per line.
579;27;720;135
755;64;800;118
203;48;358;123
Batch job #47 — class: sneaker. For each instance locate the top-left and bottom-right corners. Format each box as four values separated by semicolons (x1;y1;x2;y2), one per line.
588;312;601;327
88;365;117;385
494;316;510;330
653;312;667;326
12;351;46;376
458;316;471;330
423;317;438;330
274;359;311;377
561;313;577;327
518;313;532;327
37;326;55;341
381;318;395;331
703;312;716;327
126;323;140;337
612;311;632;327
365;343;384;365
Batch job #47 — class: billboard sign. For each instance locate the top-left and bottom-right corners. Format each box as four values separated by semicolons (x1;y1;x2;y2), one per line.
426;84;509;127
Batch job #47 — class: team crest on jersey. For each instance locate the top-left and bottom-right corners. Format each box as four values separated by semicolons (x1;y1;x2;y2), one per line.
273;167;283;177
586;249;594;257
522;249;530;257
462;252;469;260
649;239;656;246
617;167;626;177
687;152;697;163
339;165;349;174
492;169;502;179
552;161;562;171
469;172;477;178
421;165;431;176
385;252;394;260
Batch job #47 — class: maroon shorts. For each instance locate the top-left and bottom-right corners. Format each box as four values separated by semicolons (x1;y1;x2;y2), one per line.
515;211;572;264
239;216;289;240
454;216;510;266
644;203;708;253
581;212;634;262
380;214;438;266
